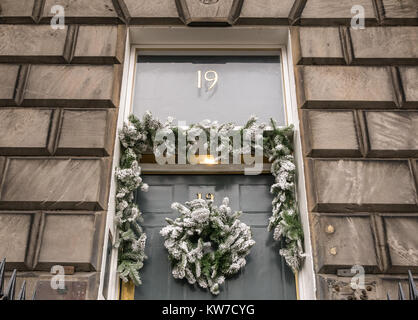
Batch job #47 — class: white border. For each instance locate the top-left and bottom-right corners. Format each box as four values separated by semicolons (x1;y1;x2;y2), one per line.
284;32;316;300
99;26;316;300
97;30;135;300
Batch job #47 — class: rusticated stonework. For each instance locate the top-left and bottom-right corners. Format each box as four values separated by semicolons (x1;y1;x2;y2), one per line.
0;1;126;299
290;0;418;299
0;0;417;300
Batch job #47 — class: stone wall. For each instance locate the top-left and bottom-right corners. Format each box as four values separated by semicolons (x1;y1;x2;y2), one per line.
0;0;126;299
289;0;418;300
0;0;416;299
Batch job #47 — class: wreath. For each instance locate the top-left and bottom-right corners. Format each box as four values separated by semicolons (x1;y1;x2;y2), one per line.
160;197;256;295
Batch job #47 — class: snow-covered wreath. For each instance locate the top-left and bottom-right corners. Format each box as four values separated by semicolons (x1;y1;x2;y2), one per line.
115;111;304;288
160;197;255;295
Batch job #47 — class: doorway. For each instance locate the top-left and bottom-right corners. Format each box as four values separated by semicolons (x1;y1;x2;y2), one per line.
134;174;297;300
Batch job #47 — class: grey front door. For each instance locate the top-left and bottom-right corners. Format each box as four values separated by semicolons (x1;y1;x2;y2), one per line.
134;175;297;300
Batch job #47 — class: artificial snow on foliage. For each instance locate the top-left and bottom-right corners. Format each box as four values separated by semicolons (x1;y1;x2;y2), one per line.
115;111;305;287
160;197;255;295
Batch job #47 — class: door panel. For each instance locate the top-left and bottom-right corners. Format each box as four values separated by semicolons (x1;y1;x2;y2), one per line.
134;175;296;300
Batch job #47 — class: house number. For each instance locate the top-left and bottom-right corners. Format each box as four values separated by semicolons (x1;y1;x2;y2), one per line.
197;70;218;90
196;193;215;200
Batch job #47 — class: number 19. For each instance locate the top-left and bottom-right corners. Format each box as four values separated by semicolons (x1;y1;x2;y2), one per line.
197;70;218;90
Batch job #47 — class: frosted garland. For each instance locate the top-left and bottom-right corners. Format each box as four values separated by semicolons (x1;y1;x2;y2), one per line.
115;111;305;287
161;197;255;295
266;137;305;272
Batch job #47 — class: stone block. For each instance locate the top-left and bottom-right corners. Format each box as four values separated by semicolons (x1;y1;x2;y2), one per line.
316;274;418;300
0;64;19;106
382;0;418;25
0;25;67;63
310;160;418;212
301;0;377;25
383;217;418;272
0;213;34;269
4;272;101;300
365;111;418;157
42;0;119;24
292;27;344;65
316;274;380;300
35;213;103;271
296;66;396;108
124;0;180;24
303;110;360;157
56;109;113;157
176;0;240;25
22;65;121;108
350;27;418;65
0;0;35;23
33;272;99;300
399;67;418;108
238;0;295;24
313;215;379;273
73;25;125;64
0;108;54;155
184;0;233;17
0;158;107;210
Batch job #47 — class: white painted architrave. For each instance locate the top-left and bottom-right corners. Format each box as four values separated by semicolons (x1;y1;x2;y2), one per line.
99;26;317;300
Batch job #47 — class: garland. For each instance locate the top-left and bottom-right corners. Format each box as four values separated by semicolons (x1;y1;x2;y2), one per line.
160;197;255;295
115;111;304;286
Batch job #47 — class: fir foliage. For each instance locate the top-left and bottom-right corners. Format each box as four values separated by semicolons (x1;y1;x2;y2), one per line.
116;112;305;286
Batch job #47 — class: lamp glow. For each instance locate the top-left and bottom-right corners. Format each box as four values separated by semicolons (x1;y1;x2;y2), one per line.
198;155;218;165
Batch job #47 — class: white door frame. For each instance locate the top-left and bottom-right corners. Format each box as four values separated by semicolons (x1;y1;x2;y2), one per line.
98;26;317;300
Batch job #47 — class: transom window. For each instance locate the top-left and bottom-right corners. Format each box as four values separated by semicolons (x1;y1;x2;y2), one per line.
132;52;286;126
